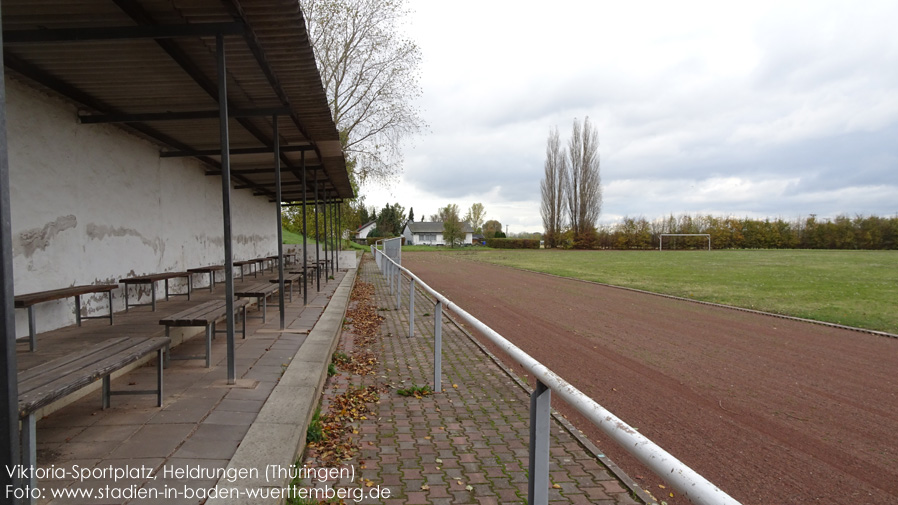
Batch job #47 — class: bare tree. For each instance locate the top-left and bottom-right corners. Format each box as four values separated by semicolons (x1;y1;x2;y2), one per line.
566;117;602;247
464;203;486;234
301;0;426;184
540;127;567;247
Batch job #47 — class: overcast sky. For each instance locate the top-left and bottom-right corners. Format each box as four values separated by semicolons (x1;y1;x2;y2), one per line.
360;0;898;234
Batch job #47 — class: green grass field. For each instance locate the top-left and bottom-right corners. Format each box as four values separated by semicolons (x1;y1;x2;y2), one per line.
414;249;898;334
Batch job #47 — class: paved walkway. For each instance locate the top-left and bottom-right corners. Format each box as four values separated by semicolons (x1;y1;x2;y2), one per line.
299;256;643;505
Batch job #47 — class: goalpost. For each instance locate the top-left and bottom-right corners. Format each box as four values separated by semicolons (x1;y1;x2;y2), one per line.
659;234;711;251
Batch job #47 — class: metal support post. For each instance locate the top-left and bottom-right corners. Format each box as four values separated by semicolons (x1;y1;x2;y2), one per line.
395;268;401;310
528;380;551;505
322;195;328;283
273;115;285;329
434;301;442;392
409;278;415;337
0;29;23;492
301;151;308;306
314;178;320;292
337;202;343;270
216;33;236;384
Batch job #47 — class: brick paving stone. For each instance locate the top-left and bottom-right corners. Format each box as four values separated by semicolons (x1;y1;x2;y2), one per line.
298;256;642;505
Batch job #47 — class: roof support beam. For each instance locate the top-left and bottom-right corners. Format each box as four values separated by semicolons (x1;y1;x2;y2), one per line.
204;165;322;176
79;107;291;124
161;145;315;158
2;22;245;44
114;1;303;185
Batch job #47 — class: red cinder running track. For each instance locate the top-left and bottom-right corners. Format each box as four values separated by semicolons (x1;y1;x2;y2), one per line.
402;252;898;505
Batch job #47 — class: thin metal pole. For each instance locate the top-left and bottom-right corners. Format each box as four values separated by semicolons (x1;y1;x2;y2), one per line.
395;267;401;310
528;380;551;505
322;194;328;283
301;151;307;306
273;115;285;329
337;202;343;270
408;278;415;337
331;198;337;278
217;33;236;384
314;178;320;292
433;301;442;392
0;19;23;500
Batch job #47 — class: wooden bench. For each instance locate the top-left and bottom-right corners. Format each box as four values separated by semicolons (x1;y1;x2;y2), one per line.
14;284;117;352
18;336;170;492
234;283;279;323
252;257;273;274
233;260;257;280
187;265;225;293
119;272;191;311
269;273;301;302
159;299;249;368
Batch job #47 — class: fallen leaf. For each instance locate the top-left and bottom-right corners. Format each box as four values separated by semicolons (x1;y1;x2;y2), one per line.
552;483;561;489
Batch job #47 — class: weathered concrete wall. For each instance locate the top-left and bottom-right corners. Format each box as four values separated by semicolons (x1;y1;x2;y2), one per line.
7;79;278;338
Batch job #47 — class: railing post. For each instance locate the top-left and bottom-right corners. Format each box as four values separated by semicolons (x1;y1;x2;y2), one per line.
389;261;394;294
433;301;442;393
528;380;551;505
395;267;401;310
408;278;415;337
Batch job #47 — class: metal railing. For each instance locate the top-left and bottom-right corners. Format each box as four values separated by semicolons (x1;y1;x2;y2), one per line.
370;248;741;505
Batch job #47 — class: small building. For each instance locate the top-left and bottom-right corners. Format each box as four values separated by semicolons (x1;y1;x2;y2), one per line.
356;221;377;241
403;221;474;246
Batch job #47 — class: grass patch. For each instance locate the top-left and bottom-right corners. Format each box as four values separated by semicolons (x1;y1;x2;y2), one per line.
423;249;898;334
306;408;325;444
397;384;433;398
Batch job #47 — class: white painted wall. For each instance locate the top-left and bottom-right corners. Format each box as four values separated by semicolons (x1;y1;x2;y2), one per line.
7;79;278;338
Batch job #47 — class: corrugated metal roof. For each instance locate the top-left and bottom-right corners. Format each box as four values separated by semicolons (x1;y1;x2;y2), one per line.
1;0;352;201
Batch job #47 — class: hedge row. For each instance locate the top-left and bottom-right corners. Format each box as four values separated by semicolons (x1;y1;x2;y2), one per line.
486;238;540;249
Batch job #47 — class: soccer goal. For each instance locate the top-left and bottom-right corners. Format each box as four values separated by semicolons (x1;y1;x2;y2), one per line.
659;234;711;251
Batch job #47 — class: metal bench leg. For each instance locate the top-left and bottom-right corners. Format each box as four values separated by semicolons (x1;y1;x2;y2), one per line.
150;282;157;311
124;284;131;312
28;306;36;352
208;272;214;292
108;291;114;325
157;348;164;407
262;295;267;324
75;294;83;326
164;278;170;301
22;413;37;503
102;375;111;409
242;305;247;338
206;323;213;368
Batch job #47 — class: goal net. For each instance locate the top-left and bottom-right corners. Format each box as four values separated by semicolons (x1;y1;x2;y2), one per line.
659;234;711;251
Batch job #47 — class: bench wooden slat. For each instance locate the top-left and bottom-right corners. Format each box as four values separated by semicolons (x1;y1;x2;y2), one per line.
18;336;169;417
159;299;249;326
187;265;225;273
119;272;190;283
14;284;118;308
234;283;278;297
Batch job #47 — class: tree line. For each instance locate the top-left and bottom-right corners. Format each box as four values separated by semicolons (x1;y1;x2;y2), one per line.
596;214;898;250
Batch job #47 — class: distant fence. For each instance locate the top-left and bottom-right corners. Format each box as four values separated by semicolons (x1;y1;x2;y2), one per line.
370;247;742;505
